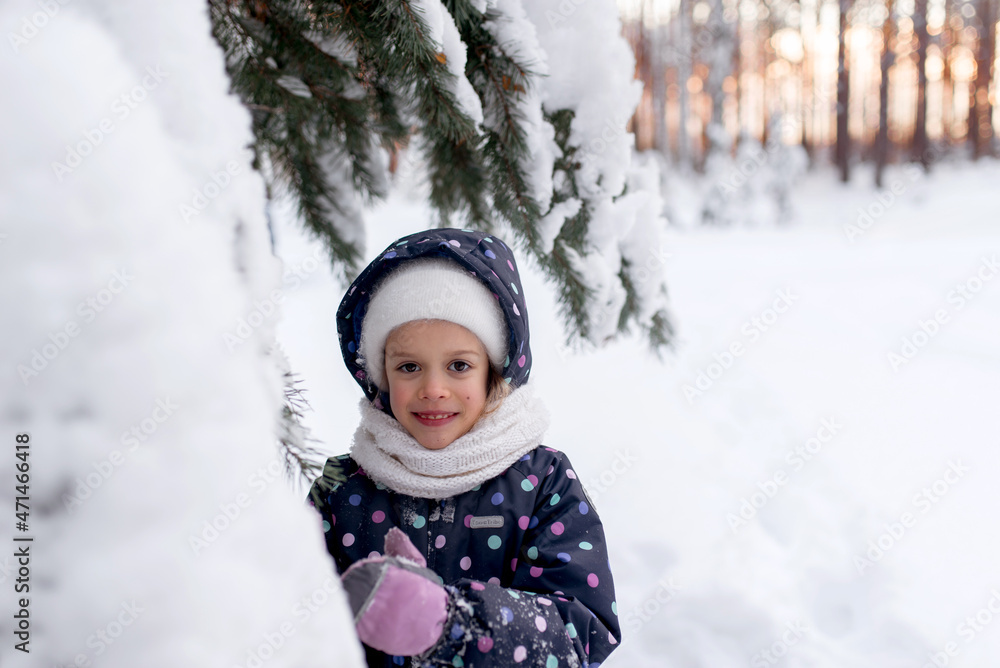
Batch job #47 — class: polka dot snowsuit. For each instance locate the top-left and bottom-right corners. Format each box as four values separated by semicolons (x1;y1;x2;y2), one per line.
310;446;620;667
311;228;621;667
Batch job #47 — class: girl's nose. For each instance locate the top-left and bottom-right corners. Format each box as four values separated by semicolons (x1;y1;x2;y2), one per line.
418;370;449;399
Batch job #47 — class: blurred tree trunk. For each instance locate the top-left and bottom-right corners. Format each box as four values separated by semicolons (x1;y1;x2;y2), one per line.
913;0;931;167
963;0;977;153
677;0;693;168
649;16;669;154
837;0;853;181
629;10;651;148
702;0;735;155
705;0;732;131
942;0;956;142
972;0;997;157
876;0;895;187
762;0;776;139
735;11;744;136
801;0;819;164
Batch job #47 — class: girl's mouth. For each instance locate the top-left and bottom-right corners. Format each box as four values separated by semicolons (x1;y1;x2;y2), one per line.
413;412;457;426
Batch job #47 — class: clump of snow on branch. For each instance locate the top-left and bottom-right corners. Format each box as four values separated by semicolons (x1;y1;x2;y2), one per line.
537;198;582;254
482;0;558;212
522;0;665;345
411;0;484;126
619;153;671;324
526;0;641;200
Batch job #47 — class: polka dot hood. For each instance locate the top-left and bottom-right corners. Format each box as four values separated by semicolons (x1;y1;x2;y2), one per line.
337;228;532;416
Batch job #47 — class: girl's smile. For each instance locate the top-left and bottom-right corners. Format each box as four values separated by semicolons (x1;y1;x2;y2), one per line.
384;319;489;450
413;412;458;425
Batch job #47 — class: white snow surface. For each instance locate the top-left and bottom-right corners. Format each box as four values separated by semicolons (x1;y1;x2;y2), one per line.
274;157;1000;667
0;2;363;667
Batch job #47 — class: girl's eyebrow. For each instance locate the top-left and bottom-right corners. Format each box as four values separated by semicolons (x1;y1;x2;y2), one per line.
447;349;482;358
387;349;482;360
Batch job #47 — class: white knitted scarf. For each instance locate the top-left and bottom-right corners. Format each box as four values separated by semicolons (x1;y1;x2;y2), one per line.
349;383;551;499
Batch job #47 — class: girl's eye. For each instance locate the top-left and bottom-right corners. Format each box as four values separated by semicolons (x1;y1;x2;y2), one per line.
450;361;470;372
399;363;419;373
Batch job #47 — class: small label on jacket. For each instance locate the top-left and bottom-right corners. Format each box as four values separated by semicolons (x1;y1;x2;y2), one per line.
469;515;504;529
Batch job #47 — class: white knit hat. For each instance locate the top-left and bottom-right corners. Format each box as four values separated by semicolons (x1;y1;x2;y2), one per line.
359;257;508;392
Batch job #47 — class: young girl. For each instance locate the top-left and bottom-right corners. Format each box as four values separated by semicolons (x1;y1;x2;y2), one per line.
309;228;621;667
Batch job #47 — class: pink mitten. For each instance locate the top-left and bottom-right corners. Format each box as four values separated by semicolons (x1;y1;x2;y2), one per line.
341;527;449;656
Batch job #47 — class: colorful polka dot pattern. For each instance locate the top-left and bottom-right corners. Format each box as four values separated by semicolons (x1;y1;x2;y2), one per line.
308;445;621;667
430;578;582;668
336;228;533;412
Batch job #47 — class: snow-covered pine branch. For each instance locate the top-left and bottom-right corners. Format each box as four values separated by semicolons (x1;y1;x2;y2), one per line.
211;0;675;352
521;0;675;352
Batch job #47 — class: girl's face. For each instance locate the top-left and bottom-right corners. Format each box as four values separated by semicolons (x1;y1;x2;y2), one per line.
384;319;490;450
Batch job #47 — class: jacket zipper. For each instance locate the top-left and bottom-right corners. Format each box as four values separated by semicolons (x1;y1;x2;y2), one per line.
426;498;435;571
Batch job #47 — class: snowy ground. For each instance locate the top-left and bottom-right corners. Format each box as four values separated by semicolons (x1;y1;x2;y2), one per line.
275;158;1000;667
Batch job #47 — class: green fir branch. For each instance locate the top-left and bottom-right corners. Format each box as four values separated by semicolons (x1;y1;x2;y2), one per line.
445;0;543;246
279;371;326;487
375;0;491;224
210;0;385;279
